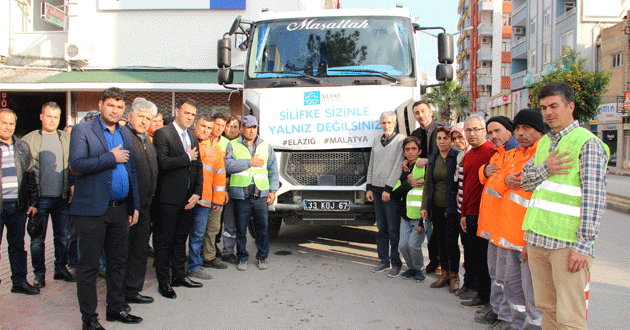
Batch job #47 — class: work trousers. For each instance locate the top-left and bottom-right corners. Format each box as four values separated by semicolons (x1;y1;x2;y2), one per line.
73;203;129;322
123;210;151;298
221;198;237;256
527;245;592;330
202;207;222;261
152;202;194;286
489;243;511;322
504;248;542;330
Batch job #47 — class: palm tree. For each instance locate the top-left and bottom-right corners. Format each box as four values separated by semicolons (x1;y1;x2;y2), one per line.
423;81;470;124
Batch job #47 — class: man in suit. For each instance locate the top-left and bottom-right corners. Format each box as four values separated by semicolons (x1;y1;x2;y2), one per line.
69;87;142;329
152;98;204;299
122;98;158;305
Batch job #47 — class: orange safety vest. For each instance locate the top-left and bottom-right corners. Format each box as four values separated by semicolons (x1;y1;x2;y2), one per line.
197;139;227;207
477;144;515;241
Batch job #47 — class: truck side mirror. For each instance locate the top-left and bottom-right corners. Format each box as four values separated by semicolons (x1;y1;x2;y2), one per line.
438;33;454;64
436;64;453;82
217;68;233;85
217;37;231;68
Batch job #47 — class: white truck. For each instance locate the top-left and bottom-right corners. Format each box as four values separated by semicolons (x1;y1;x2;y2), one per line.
217;6;453;237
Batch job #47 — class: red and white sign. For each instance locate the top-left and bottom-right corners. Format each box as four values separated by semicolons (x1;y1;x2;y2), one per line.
0;92;9;109
624;91;630;110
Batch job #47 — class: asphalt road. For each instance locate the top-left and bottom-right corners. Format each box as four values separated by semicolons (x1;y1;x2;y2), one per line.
606;173;630;197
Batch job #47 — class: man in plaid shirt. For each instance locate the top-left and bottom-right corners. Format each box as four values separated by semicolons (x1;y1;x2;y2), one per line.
521;82;608;329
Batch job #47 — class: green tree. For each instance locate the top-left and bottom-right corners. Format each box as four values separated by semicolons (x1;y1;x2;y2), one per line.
530;49;611;123
423;81;470;124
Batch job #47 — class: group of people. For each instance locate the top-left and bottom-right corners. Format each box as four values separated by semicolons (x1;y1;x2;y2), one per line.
366;82;608;330
0;87;279;330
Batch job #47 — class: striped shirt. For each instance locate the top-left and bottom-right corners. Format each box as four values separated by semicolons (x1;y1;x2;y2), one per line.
521;121;608;256
1;140;19;200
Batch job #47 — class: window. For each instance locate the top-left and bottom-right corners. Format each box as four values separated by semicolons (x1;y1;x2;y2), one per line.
612;53;624;68
502;14;512;26
530;50;537;69
560;30;574;54
501;64;511;76
543;42;552;64
502;41;512;52
544;8;552;27
530;17;537;35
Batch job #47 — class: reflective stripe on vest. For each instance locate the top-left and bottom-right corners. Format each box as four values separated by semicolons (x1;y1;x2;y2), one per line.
522;127;609;243
508;191;529;208
230;140;270;190
484;186;503;198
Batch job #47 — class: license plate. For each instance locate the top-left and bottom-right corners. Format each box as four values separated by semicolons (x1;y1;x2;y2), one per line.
304;200;351;211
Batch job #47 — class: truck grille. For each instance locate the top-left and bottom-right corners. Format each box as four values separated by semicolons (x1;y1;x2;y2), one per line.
284;151;368;186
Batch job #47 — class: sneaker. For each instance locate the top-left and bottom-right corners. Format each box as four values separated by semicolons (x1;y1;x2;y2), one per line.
237;260;248;271
188;268;213;280
490;320;512;330
202;258;228;270
222;254;239;265
400;269;417;279
257;258;268;270
474;309;498;325
371;263;390;273
387;266;402;278
414;271;426;282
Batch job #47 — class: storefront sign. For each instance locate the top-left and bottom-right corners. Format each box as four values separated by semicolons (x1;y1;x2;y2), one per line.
624;91;630;110
40;2;66;28
98;0;246;10
596;103;622;123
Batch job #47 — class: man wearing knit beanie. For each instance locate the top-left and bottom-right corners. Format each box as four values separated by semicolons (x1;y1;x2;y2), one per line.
513;108;548;134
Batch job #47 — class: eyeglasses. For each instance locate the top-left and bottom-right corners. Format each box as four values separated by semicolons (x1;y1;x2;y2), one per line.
464;127;485;134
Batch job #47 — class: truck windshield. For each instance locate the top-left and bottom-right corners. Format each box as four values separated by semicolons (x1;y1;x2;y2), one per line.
247;17;414;80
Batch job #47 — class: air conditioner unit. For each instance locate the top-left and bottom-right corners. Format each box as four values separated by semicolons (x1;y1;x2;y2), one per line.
481;37;490;44
64;43;93;61
481;61;490;67
514;27;525;35
565;2;575;11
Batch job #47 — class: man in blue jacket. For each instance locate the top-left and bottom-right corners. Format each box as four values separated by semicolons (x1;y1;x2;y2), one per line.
69;87;141;330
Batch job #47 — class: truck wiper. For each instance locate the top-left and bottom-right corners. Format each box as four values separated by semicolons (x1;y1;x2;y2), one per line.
328;68;400;83
256;70;321;84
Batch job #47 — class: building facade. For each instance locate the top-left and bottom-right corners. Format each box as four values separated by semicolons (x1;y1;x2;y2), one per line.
457;0;513;116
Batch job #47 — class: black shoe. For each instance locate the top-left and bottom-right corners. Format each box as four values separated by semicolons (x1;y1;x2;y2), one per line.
53;269;76;282
202;258;228;269
172;276;203;288
124;305;131;313
461;296;488;308
33;275;46;288
454;285;469;296
459;289;478;300
158;284;177;299
82;319;105;330
11;282;40;295
474;309;498;324
126;293;154;304
222;254;239;264
105;310;143;324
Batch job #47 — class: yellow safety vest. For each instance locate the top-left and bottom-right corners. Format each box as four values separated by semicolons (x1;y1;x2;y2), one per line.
229;139;270;191
522;127;609;243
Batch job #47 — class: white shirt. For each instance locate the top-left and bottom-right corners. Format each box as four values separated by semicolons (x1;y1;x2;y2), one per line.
173;121;192;161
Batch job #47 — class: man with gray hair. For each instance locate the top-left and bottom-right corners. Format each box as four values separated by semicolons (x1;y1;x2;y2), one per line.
122;97;158;305
366;110;405;277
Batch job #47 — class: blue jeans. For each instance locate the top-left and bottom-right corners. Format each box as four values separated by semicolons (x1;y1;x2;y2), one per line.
398;219;425;271
30;197;70;275
373;193;402;268
188;205;210;273
234;197;269;261
1;201;28;285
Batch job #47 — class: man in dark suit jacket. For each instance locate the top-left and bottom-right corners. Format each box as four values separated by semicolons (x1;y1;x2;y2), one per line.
152;98;204;299
69;87;142;330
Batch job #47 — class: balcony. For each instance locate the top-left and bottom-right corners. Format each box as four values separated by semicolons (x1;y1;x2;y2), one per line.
510;69;527;90
478;75;492;86
477;67;492;76
479;0;493;11
478;48;493;61
478;24;493;37
511;37;527;59
512;1;527;26
557;7;576;24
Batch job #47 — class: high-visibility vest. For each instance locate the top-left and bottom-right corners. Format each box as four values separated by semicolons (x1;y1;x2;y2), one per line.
477;145;512;241
493;141;539;251
522;127;609;243
406;164;425;219
197;140;226;207
216;136;229;152
230;139;270;190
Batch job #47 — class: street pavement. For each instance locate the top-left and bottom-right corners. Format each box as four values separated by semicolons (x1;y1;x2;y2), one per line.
606;173;630;197
2;207;630;329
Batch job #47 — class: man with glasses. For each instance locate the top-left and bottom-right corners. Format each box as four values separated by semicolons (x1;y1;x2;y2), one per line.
459;115;494;309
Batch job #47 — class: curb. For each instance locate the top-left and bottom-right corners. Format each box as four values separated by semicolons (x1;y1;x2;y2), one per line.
607;193;630;215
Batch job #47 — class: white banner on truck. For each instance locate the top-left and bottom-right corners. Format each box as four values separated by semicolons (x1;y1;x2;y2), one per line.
253;85;412;150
